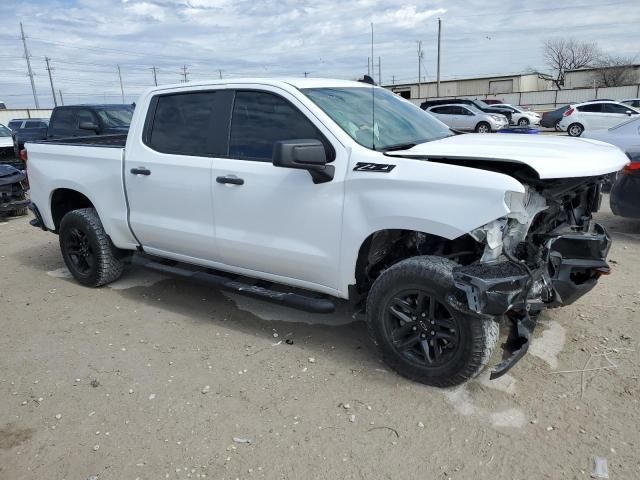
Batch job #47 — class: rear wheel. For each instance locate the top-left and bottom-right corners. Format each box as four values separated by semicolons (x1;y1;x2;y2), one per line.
517;117;529;127
475;122;491;133
554;119;562;132
568;123;584;137
59;208;125;287
366;256;499;387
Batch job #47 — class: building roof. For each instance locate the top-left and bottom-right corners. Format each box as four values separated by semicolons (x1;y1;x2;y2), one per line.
384;71;552;89
566;64;640;73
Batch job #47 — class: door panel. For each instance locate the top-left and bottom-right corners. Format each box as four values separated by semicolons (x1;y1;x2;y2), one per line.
125;89;233;260
212;89;346;289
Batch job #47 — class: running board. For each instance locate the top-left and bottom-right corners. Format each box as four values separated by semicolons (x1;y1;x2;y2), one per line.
135;257;336;314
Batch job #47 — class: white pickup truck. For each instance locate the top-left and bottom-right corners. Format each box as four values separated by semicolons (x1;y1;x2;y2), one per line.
26;78;628;387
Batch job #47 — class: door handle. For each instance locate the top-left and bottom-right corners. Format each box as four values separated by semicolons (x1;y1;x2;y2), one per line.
216;175;244;185
130;167;151;176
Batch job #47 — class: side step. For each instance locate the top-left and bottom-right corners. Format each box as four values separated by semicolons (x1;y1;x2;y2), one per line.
134;256;336;314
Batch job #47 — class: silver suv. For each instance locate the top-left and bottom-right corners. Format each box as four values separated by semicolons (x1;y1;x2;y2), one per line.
425;104;508;133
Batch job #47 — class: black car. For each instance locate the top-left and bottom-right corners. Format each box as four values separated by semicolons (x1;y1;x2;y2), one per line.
540;105;570;130
610;150;640;219
0;164;29;218
13;104;134;155
420;98;512;122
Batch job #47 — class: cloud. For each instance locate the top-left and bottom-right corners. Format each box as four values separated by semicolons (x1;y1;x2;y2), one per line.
0;0;637;107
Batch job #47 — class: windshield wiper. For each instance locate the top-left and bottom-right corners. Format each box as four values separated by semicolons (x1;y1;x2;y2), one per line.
379;142;418;152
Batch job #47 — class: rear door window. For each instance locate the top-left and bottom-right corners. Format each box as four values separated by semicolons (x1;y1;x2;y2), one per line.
24;121;46;128
8;121;22;130
228;90;329;162
577;104;603;113
146;90;232;156
52;109;77;129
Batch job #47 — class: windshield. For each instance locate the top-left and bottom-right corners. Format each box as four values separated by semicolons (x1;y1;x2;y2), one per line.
97;107;134;128
302;87;452;150
474;100;490;109
466;104;484;114
0;124;11;137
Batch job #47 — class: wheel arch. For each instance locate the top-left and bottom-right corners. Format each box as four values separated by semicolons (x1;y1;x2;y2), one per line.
50;187;96;232
350;228;482;303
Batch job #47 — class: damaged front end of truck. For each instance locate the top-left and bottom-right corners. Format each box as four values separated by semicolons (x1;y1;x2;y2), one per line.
451;177;611;378
0;164;29;219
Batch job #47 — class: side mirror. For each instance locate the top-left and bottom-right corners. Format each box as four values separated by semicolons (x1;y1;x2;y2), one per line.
273;139;334;184
79;121;99;132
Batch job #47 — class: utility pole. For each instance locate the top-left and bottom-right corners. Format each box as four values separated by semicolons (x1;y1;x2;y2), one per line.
218;69;223;79
150;66;159;86
117;65;125;102
20;22;39;108
436;18;442;97
44;56;58;107
392;74;395;84
378;56;381;86
58;89;64;106
417;41;423;98
304;71;310;78
367;57;370;77
181;65;189;83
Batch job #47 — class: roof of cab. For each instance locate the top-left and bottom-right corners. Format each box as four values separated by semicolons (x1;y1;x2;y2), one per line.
142;77;371;96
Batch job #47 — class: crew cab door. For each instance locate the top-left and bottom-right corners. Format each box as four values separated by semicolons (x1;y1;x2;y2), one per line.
124;89;233;261
602;102;638;128
211;88;347;291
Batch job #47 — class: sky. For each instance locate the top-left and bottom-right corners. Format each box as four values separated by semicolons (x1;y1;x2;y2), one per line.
0;0;639;108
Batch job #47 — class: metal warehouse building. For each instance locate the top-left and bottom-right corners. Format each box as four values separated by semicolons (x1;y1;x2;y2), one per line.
385;72;554;101
564;65;640;88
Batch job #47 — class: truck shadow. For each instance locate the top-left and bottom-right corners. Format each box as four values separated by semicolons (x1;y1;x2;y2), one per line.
14;241;380;375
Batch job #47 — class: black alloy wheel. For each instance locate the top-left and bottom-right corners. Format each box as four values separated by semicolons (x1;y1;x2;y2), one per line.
384;289;460;367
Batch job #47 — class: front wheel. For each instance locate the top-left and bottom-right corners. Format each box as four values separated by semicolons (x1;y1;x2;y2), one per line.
517;117;529;127
59;208;125;287
567;123;584;137
366;256;499;387
475;122;491;133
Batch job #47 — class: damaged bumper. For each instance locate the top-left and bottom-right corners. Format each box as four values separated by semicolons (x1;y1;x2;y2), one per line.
452;222;611;377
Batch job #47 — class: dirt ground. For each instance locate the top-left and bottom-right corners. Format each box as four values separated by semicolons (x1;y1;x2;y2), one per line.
1;199;639;480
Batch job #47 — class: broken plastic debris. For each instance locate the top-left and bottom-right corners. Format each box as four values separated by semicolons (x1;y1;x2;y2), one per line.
591;457;609;479
233;437;252;444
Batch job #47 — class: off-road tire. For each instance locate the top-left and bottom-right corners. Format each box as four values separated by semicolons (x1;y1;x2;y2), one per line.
475;122;491;133
567;123;584;137
517;117;530;127
59;208;124;287
366;256;499;387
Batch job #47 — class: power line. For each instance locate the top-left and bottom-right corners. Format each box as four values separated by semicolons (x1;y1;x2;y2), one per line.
19;22;39;108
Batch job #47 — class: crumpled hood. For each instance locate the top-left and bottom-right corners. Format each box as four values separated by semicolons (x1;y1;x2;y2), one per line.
385;133;629;179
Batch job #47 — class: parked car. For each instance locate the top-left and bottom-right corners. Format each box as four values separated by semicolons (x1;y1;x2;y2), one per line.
0;164;29;218
610;150;640;218
12;104;134;155
558;100;640;137
540;105;570;130
581;116;640;152
0;101;6;110
26;78;627;387
424;104;508;132
7;118;49;131
621;99;640;109
420;98;512;122
492;104;541;127
0;123;14;162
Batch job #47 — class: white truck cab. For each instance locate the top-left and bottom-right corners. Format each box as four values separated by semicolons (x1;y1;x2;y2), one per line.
25;78;628;387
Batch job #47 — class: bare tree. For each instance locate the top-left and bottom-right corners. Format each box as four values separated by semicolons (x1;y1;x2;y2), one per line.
592;55;638;87
543;38;600;89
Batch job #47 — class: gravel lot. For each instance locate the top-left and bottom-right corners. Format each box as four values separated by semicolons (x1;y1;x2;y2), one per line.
1;200;639;480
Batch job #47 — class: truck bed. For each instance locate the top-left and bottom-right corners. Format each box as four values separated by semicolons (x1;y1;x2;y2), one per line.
35;134;128;148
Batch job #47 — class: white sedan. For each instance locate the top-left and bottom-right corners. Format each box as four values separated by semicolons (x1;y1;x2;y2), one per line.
424;104;508;132
558;100;640;137
581;116;640;152
493;104;541;127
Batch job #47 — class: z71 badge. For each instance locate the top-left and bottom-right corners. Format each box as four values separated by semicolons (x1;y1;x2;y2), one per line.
353;162;396;173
